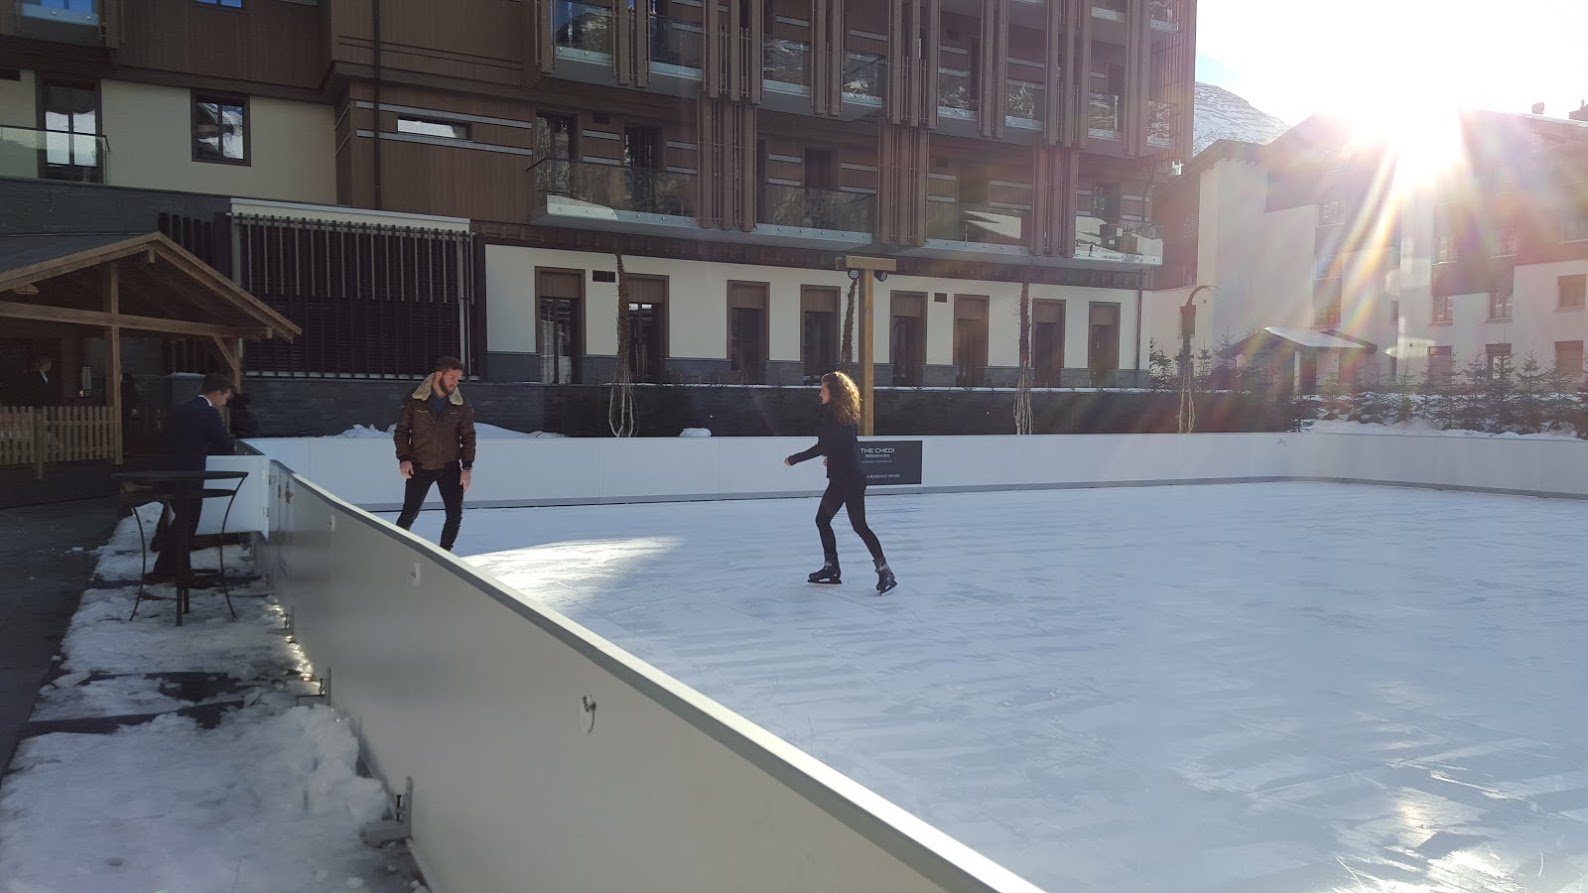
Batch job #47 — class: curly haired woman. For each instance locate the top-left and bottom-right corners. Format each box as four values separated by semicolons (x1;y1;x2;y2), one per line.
784;371;897;594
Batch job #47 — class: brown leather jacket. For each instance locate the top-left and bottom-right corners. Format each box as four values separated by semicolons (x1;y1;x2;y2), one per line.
393;374;478;471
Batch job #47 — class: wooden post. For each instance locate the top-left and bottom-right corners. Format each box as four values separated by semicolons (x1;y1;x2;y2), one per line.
106;262;124;464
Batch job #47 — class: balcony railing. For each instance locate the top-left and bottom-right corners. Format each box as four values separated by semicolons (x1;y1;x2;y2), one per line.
535;158;694;217
1092;0;1125;20
1006;80;1045;121
650;14;705;69
1148;100;1176;147
0;126;108;183
20;0;100;25
1150;0;1179;28
760;183;874;233
937;68;975;115
1088;92;1121;137
842;52;886;102
763;37;811;86
552;1;614;56
1075;215;1163;262
926;201;1028;247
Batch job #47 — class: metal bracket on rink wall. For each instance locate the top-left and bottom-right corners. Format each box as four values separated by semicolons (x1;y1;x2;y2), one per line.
361;776;415;848
296;666;330;704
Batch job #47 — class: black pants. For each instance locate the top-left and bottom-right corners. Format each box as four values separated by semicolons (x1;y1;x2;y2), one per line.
815;479;885;565
151;483;202;581
395;464;464;551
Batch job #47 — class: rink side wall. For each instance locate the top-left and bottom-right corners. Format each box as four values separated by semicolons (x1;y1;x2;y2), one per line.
252;431;1588;892
248;431;1588;511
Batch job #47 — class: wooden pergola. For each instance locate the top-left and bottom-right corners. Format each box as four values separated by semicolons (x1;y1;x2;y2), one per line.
0;231;301;461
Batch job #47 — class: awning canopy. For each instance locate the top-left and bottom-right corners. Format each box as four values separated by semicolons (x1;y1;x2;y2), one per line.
0;232;300;342
1228;326;1377;355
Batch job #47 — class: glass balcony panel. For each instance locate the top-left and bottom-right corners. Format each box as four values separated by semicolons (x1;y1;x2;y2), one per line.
1006;81;1045;120
760;183;874;233
0;125;108;183
842;52;886;101
1092;0;1125;20
649;14;705;68
937;69;975;113
927;201;1028;246
1088;92;1121;136
552;1;614;56
763;37;811;86
20;0;100;25
536;158;695;217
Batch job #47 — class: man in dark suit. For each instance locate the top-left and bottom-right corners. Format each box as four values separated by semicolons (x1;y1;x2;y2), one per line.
16;356;52;406
149;374;237;585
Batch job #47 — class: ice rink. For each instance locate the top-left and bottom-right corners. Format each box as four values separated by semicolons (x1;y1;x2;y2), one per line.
392;482;1588;893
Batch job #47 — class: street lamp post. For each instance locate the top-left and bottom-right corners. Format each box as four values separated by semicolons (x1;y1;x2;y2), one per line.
835;255;897;436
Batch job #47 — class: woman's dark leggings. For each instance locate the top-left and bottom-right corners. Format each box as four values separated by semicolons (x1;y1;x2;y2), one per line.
815;480;886;565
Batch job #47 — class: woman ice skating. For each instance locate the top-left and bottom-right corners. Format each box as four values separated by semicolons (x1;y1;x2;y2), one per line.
784;371;897;594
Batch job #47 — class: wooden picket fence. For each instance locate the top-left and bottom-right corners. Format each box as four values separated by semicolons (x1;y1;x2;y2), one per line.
0;406;120;478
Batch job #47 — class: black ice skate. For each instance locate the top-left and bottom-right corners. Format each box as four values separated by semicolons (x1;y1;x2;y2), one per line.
808;556;841;584
874;562;897;595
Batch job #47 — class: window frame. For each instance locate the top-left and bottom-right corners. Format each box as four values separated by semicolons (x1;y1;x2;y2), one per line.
1431;293;1453;325
191;91;251;166
194;0;244;9
396;116;471;141
1558;274;1587;311
36;77;103;183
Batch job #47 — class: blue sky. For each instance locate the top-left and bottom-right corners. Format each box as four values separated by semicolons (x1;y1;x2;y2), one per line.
1193;0;1587;125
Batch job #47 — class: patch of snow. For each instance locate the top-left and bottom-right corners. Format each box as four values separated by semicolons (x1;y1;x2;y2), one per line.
339;423;554;439
680;428;712;438
1193;82;1290;157
1305;418;1584;440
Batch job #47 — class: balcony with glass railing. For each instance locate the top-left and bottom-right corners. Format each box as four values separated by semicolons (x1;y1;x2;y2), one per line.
759;183;874;235
1088;92;1121;138
926;201;1029;249
649;14;705;70
552;1;614;59
1148;100;1176;147
0;126;108;184
19;0;99;26
763;36;811;90
533;158;695;225
1092;0;1126;21
1074;215;1164;264
937;68;976;120
842;52;886;106
1005;80;1045;127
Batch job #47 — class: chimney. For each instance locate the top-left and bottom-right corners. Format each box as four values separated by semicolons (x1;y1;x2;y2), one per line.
1571;100;1588;123
1531;102;1546;116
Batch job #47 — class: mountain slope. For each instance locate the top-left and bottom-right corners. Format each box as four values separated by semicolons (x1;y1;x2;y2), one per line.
1192;82;1290;157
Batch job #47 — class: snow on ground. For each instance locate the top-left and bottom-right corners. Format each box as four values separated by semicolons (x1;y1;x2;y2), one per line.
339;423;562;439
390;482;1588;893
1306;418;1584;439
0;508;423;893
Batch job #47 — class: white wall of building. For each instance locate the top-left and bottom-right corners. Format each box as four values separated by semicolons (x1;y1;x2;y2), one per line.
484;245;1144;371
0;70;36;129
0;70;40;180
99;80;336;203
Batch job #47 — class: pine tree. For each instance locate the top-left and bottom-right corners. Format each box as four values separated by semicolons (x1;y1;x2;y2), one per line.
1513;355;1547;434
1542;361;1579;433
1455;355;1490;432
1418;355;1456;429
1147;339;1174;390
1485;354;1517;433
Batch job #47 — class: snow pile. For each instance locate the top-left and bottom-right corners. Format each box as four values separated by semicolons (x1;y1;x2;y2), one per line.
1305;418;1584;440
0;509;422;893
680;428;712;438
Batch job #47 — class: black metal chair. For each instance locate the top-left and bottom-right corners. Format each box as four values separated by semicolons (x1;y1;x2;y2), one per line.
112;470;248;626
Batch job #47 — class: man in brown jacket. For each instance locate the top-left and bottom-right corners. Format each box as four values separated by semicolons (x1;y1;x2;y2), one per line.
393;356;477;551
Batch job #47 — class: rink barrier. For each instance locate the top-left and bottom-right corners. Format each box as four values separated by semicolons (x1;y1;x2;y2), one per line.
256;459;1046;893
248;430;1588;509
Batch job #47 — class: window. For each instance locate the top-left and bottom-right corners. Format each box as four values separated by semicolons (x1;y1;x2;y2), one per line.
39;80;100;183
1485;343;1511;377
397;117;469;140
1488;287;1512;321
1427;345;1453;381
1032;299;1065;388
800;286;839;382
1559;274;1586;310
1313;279;1342;327
192;93;247;163
1431;293;1452;324
1088;302;1121;386
727;282;768;384
534;112;578;196
537;269;584;384
953;295;988;387
21;0;98;24
1556;341;1584;380
1433;216;1457;264
889;292;926;387
625;276;667;383
195;0;243;8
1318;199;1347;226
1564;210;1588;243
1494;221;1519;256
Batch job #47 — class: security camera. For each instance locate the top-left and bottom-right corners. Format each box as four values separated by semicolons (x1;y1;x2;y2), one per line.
847;269;862;281
873;270;889;282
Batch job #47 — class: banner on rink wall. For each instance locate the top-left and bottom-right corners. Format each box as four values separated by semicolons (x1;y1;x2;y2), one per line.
860;440;923;485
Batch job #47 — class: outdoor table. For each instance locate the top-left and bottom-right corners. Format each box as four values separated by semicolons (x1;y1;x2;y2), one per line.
111;470;248;626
